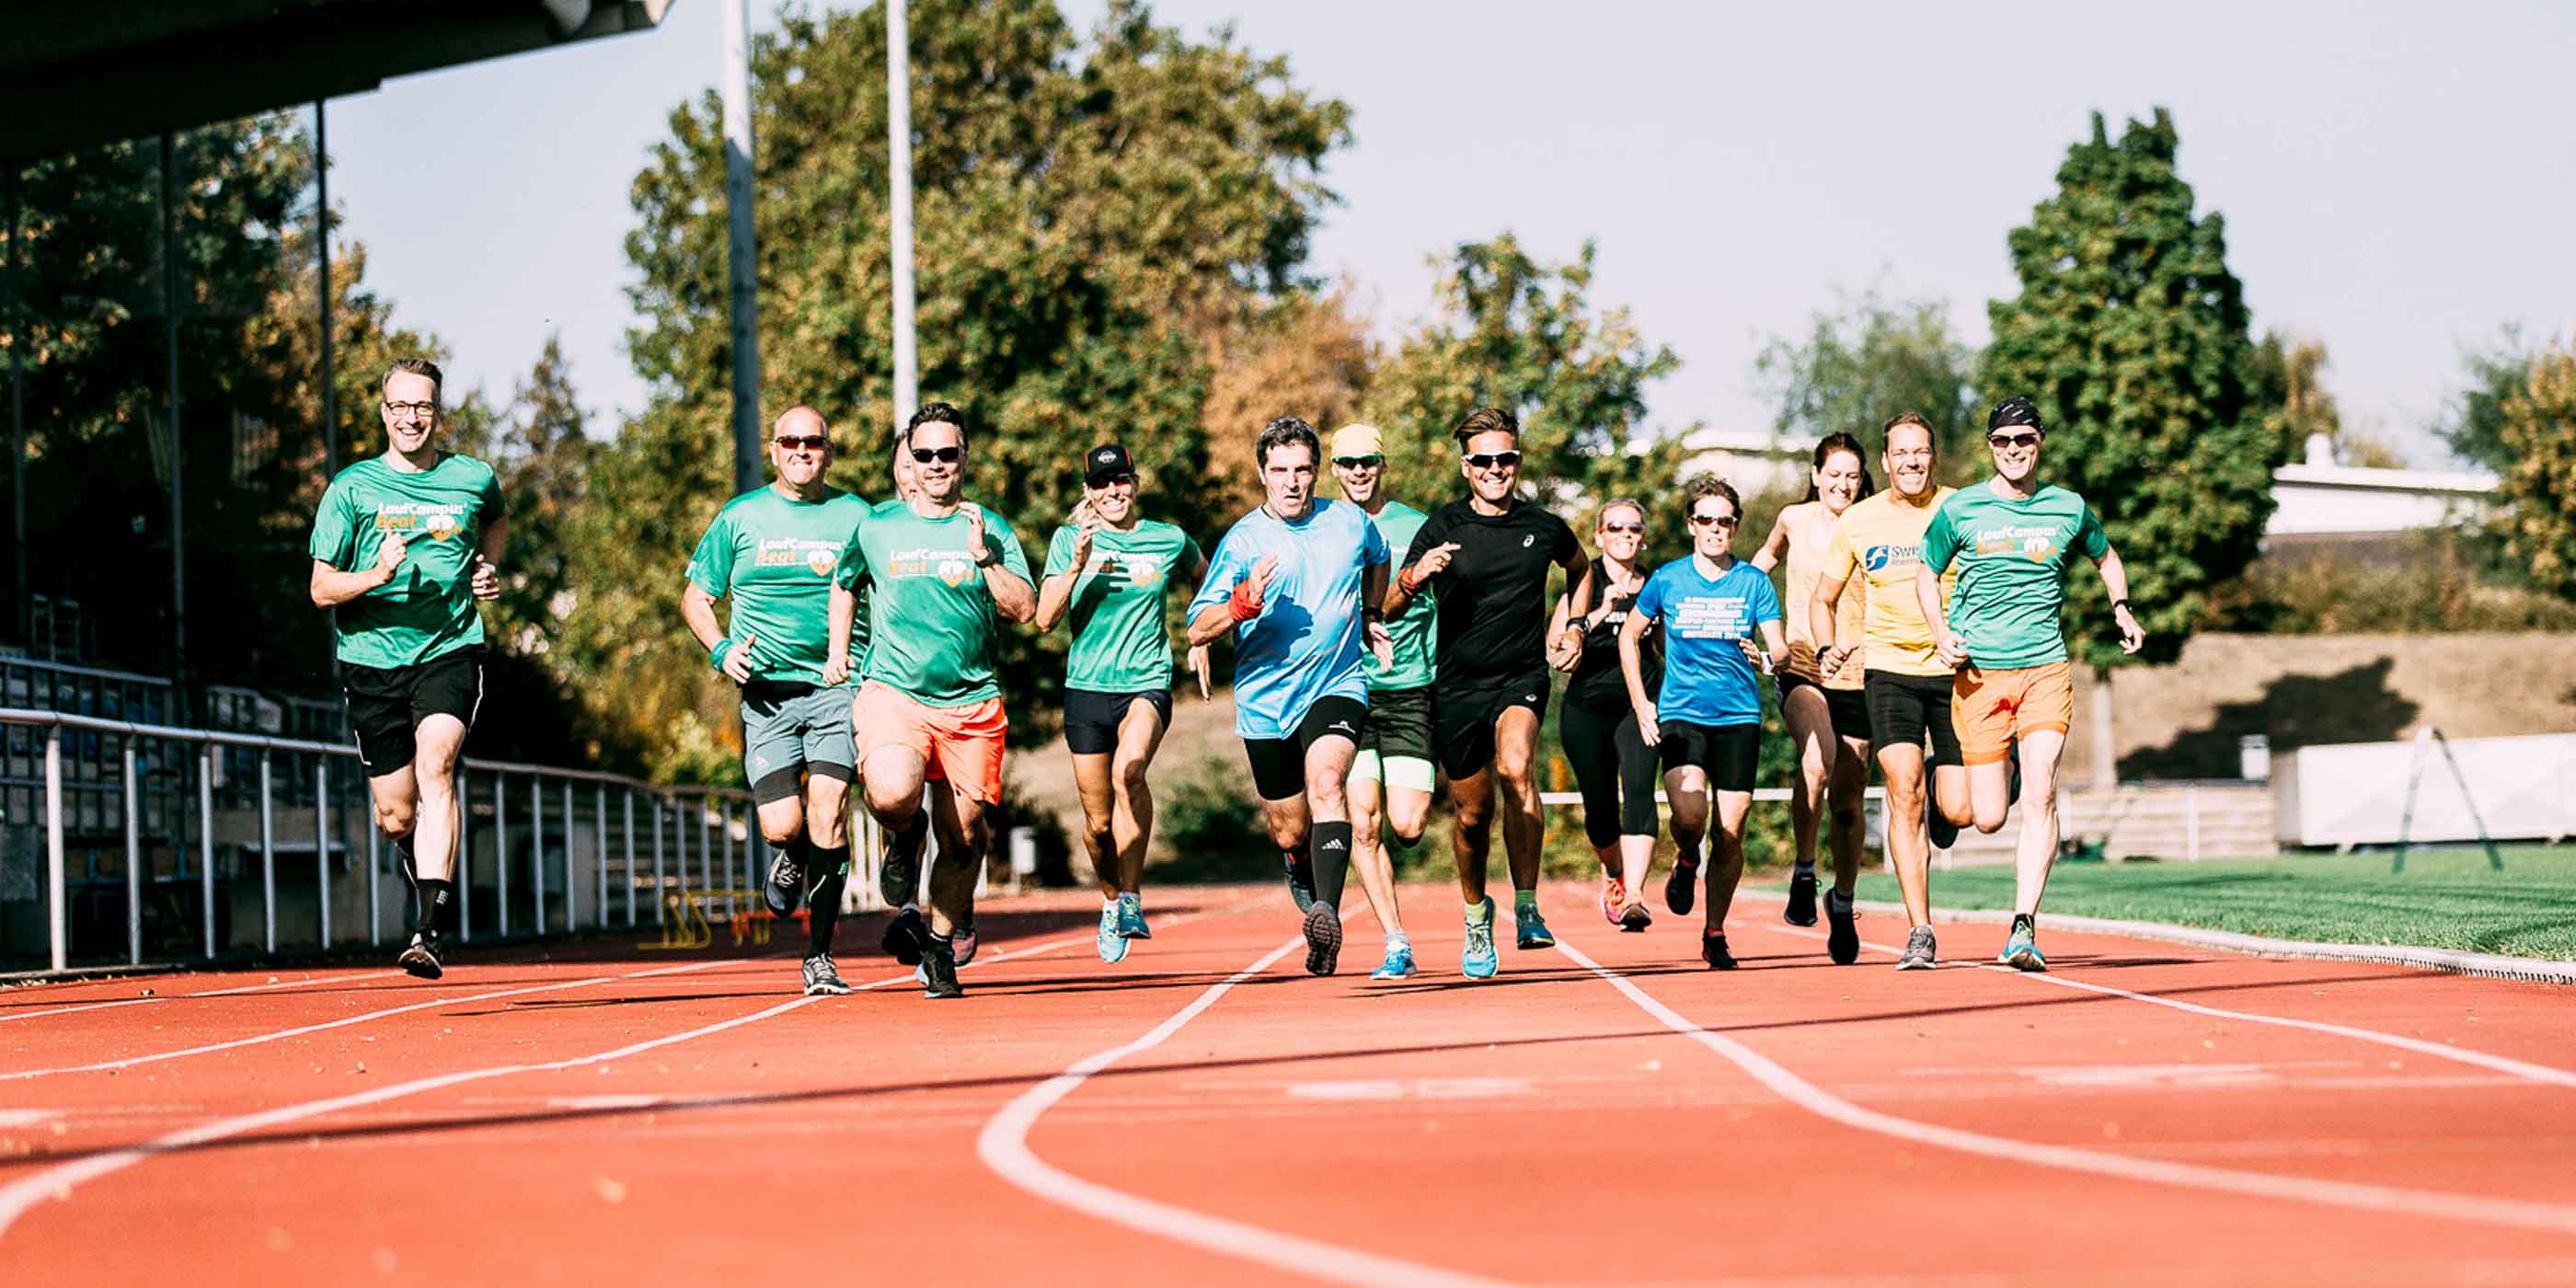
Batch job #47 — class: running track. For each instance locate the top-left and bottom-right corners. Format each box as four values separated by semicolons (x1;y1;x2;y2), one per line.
4;882;2571;1286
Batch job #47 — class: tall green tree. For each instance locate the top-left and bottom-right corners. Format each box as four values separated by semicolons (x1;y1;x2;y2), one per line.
569;0;1351;778
2436;325;2532;473
1976;109;2283;671
2493;341;2576;601
1752;284;1981;477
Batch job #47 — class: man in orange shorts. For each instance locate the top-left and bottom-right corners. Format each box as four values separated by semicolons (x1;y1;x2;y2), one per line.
825;402;1034;998
1915;397;2143;972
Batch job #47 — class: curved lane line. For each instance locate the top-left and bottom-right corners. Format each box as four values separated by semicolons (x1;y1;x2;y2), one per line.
977;937;1520;1288
0;928;1097;1241
1;972;403;1026
1763;922;2576;1089
1559;937;2576;1236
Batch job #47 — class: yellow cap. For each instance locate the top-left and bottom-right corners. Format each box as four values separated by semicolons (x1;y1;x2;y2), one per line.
1329;423;1384;458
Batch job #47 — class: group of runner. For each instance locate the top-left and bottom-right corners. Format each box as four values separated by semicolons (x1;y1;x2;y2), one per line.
311;358;2142;997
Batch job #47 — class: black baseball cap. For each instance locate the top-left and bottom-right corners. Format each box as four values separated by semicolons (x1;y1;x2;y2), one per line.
1988;397;2045;433
1084;443;1134;486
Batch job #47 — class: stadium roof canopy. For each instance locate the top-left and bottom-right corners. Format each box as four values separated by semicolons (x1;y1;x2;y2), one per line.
2;1;674;164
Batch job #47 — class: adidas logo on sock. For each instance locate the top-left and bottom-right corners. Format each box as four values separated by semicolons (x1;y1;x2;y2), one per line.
1320;839;1346;851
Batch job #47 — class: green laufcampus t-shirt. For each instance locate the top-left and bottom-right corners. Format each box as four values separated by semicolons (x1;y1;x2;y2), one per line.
834;499;1031;707
1365;499;1436;691
1041;519;1202;693
309;453;505;671
686;485;872;687
1920;479;2110;670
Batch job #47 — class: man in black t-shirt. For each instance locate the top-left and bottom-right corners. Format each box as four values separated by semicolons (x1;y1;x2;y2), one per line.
1384;407;1592;977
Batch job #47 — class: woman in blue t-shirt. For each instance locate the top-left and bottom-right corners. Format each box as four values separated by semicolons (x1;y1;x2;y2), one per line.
1617;476;1788;970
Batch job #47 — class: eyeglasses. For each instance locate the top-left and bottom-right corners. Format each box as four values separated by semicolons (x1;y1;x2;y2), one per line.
1601;522;1644;534
1986;432;2041;450
910;445;963;464
774;435;831;452
382;400;438;420
1332;454;1385;469
1464;451;1522;471
1687;512;1739;528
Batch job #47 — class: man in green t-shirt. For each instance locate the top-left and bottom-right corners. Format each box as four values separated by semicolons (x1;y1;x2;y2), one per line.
307;358;506;981
1327;423;1423;982
1915;396;2145;972
681;405;872;996
1033;442;1208;964
824;402;1035;999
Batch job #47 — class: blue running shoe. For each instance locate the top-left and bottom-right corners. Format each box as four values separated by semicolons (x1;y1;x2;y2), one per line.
1515;905;1556;949
1285;855;1316;914
2002;922;2047;972
1462;898;1499;980
1096;903;1128;964
1116;892;1150;940
1369;943;1418;981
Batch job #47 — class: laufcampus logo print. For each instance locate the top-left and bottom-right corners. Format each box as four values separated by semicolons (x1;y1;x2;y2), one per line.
375;501;468;542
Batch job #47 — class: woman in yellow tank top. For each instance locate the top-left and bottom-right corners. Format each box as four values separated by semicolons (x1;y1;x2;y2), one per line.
1749;432;1873;939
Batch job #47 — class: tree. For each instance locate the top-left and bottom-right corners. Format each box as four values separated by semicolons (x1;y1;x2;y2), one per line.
569;0;1352;777
2493;341;2576;601
1752;284;1981;477
2249;331;2403;469
1976;109;2283;673
2435;325;2532;473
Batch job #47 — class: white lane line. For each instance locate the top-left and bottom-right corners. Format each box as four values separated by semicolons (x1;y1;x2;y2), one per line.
978;937;1518;1288
1558;937;2576;1236
0;959;744;1081
0;926;1097;1241
1764;922;2576;1090
1;971;403;1025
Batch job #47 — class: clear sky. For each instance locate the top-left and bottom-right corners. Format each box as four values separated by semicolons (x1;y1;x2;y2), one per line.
327;1;2576;464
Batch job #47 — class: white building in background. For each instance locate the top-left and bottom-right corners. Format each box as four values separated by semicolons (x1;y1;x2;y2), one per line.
1680;426;1811;497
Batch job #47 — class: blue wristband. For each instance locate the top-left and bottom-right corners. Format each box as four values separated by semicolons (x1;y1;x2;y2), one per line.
709;637;733;673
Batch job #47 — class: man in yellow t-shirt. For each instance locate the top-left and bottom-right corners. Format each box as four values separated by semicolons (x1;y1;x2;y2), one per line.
1809;413;1970;971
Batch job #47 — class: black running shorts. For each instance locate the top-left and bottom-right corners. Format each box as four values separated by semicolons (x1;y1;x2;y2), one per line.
1777;671;1871;742
1656;719;1759;793
1863;670;1962;768
1242;695;1370;802
1360;684;1434;764
1063;687;1173;756
1431;671;1550;780
343;647;485;778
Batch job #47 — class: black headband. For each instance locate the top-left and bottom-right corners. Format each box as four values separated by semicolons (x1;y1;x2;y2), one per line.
1988;397;2044;433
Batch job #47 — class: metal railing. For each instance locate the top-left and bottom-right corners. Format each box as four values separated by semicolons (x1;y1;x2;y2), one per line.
0;707;766;975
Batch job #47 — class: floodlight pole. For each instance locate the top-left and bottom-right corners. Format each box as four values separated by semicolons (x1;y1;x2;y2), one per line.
316;100;337;477
887;0;916;429
722;0;762;495
161;132;189;700
6;167;25;649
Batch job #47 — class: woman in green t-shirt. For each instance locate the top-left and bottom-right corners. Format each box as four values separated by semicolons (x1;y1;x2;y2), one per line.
1034;443;1211;963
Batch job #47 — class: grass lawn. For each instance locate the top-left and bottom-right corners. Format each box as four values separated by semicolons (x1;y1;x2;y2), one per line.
1800;845;2576;961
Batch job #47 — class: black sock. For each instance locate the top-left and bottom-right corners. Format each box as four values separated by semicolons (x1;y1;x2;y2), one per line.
806;844;848;956
2011;912;2035;936
416;878;454;937
1309;822;1352;910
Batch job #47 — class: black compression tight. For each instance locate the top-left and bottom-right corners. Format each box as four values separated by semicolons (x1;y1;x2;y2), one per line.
1558;696;1659;852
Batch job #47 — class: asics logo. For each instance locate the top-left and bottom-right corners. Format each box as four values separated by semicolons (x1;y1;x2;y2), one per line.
1521;535;1535;547
1523;693;1539;703
1328;720;1355;733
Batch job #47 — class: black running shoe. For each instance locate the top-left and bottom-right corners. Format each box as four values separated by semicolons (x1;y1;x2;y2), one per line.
1700;929;1737;971
1825;891;1859;965
801;954;853;996
921;935;963;999
1784;870;1818;926
398;928;443;981
1928;795;1961;851
1617;901;1652;933
880;819;924;908
1285;854;1317;914
881;906;926;965
1302;902;1343;976
763;848;805;917
1664;857;1699;916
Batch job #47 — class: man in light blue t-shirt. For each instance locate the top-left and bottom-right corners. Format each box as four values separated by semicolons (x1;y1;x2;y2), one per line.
1188;417;1392;978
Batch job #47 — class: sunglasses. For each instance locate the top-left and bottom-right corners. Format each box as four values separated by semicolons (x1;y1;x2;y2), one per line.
774;435;831;452
910;445;963;464
1332;454;1386;469
1986;431;2041;450
1688;512;1739;527
1601;522;1644;534
1464;451;1522;471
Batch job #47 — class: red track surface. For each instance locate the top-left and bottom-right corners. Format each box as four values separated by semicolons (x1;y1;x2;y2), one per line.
4;880;2572;1286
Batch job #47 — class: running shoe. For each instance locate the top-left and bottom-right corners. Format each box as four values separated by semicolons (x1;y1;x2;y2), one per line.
2001;923;2047;972
1515;905;1556;950
1369;943;1418;981
881;906;926;966
1825;890;1858;965
1664;857;1700;916
1617;900;1651;933
1784;869;1818;926
1895;926;1938;971
763;847;806;917
1927;791;1961;851
1096;903;1128;964
1599;873;1627;925
1115;892;1151;939
880;832;920;909
1461;897;1499;980
921;935;963;999
1700;929;1738;971
952;921;981;967
1302;902;1343;976
801;954;853;995
1285;853;1317;914
397;928;443;981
